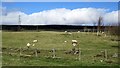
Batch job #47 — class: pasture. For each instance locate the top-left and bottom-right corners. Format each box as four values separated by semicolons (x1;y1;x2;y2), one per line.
2;31;119;66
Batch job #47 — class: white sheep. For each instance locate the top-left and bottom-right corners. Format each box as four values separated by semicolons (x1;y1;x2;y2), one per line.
77;31;80;33
64;41;67;43
100;59;103;62
72;40;78;46
72;40;77;43
68;32;72;35
32;44;35;46
27;43;31;48
65;31;67;33
102;32;104;34
33;40;38;43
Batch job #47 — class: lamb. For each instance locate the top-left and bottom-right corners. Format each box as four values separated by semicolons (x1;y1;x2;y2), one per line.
33;40;38;43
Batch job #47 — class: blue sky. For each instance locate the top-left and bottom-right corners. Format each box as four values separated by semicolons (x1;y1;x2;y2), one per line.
2;0;119;2
2;2;118;14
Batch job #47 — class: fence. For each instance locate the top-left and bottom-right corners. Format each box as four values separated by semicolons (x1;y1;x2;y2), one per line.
2;47;118;64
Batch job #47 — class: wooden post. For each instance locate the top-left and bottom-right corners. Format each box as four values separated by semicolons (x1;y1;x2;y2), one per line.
105;49;107;60
97;32;99;36
8;47;10;55
78;48;81;61
52;48;56;58
20;47;22;56
104;34;107;37
35;49;38;57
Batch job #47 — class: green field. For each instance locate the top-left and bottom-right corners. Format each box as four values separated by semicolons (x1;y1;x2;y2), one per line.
2;31;119;66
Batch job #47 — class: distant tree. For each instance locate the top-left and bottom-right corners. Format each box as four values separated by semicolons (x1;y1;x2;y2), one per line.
108;23;119;36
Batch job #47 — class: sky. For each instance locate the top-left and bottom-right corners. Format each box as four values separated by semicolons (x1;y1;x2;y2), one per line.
1;2;119;25
1;0;120;2
2;2;118;14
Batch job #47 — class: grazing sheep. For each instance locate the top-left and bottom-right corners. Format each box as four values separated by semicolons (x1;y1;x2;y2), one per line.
68;32;72;35
72;40;77;43
64;41;67;43
72;40;78;46
33;40;38;43
102;32;104;34
65;31;67;33
32;44;35;46
27;43;31;48
77;31;80;33
100;59;103;62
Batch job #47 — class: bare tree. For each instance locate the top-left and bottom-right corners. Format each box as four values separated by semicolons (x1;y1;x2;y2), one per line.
97;16;103;36
97;16;103;32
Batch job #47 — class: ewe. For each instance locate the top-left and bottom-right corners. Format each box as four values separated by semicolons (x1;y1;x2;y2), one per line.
72;40;78;46
33;40;38;43
65;31;67;33
102;32;104;34
27;43;31;48
32;44;35;46
68;32;72;35
64;41;67;43
78;31;80;33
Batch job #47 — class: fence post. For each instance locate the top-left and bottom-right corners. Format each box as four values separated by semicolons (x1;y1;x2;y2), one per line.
35;49;38;57
78;48;81;61
105;49;107;60
52;48;56;58
20;47;22;56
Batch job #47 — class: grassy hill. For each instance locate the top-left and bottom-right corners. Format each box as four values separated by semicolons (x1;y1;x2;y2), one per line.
2;31;119;66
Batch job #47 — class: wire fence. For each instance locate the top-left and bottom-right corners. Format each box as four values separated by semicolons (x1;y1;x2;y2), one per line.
2;47;118;64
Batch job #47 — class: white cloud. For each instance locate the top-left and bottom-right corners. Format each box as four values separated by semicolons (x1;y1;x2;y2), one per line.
0;7;7;16
2;11;27;25
1;8;118;25
103;11;118;25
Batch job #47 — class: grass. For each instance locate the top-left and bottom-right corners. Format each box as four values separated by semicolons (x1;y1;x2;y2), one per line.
2;31;119;66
